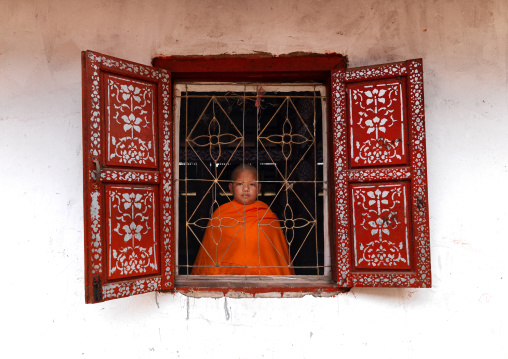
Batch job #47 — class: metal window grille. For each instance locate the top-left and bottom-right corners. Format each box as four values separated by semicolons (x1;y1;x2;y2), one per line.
174;83;330;276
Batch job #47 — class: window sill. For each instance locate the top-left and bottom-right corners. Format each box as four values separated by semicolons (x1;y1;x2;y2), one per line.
173;275;350;298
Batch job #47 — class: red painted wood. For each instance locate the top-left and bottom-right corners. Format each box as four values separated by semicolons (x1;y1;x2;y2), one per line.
153;54;345;82
348;79;408;167
154;53;344;71
82;51;173;303
332;59;431;287
156;54;348;294
106;185;159;280
104;73;158;168
83;51;430;301
330;67;348;286
350;182;412;270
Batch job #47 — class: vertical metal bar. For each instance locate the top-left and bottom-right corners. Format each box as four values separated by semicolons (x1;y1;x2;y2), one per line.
243;86;249;276
211;97;216;267
285;98;290;273
212;97;218;189
255;86;261;276
184;85;189;276
313;87;319;275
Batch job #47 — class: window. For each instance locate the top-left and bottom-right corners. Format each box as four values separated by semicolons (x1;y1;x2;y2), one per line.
174;83;330;277
82;51;431;303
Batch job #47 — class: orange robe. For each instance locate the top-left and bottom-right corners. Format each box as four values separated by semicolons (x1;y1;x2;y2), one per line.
192;200;294;275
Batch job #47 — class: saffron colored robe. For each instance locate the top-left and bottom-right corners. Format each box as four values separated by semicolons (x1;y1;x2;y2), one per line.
192;200;294;275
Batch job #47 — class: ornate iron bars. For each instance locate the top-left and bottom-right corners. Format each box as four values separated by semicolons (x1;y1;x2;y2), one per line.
174;83;329;276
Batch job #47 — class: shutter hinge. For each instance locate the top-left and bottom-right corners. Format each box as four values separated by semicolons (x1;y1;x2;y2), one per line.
416;196;426;212
92;157;101;182
93;276;103;302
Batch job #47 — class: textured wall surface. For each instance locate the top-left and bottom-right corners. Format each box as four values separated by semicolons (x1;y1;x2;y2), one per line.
1;0;507;358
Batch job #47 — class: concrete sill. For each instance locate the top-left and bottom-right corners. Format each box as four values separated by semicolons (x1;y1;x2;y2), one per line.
174;275;350;298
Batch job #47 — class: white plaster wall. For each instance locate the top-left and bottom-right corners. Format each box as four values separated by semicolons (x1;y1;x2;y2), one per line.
1;0;507;357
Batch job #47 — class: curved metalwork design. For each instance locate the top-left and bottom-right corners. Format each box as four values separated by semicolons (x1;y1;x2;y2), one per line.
176;84;327;276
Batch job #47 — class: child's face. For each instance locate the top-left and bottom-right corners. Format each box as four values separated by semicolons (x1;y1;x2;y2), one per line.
229;170;260;205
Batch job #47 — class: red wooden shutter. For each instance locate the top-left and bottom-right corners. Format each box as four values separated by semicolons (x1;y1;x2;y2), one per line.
331;59;431;287
82;51;174;303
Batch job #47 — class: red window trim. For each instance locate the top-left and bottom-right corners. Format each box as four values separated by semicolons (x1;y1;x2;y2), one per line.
154;54;348;297
153;53;346;81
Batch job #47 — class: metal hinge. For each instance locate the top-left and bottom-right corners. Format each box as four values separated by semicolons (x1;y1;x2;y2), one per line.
93;276;103;303
416;196;426;212
92;157;101;182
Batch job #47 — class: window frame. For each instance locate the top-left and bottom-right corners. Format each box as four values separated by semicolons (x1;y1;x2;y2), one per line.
153;54;347;296
173;82;332;279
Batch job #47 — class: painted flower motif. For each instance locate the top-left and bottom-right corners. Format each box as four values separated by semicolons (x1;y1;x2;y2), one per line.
359;239;406;266
122;193;143;210
365;88;386;105
368;217;390;236
367;189;389;206
365;116;388;135
115;137;152;164
120;84;142;102
123;222;143;242
122;113;142;133
113;246;154;275
356;138;401;164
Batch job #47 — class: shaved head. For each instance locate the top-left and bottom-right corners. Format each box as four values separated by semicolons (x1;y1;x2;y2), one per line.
230;164;257;182
229;164;260;205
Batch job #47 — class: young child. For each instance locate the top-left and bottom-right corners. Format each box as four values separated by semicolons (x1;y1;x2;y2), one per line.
192;164;294;275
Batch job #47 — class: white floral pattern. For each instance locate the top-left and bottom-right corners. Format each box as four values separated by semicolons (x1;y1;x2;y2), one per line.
346;62;407;81
84;51;173;302
103;277;161;300
349;82;406;166
108;187;158;278
334;60;431;288
106;75;156;166
93;169;160;183
352;185;410;268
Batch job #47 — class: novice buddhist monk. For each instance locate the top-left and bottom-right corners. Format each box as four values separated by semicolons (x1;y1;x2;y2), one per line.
192;164;294;275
